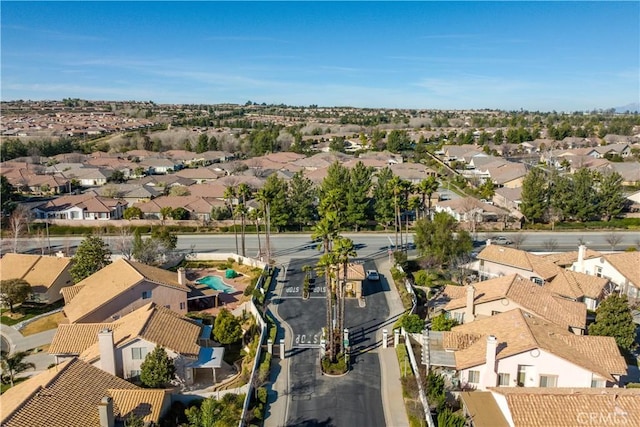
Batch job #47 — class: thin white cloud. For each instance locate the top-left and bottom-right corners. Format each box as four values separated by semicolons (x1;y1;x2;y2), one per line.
2;24;107;42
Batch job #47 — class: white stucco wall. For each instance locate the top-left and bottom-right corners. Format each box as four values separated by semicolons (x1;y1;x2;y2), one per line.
460;348;609;391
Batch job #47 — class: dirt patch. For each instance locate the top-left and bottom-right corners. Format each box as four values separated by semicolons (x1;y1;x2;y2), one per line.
20;312;68;336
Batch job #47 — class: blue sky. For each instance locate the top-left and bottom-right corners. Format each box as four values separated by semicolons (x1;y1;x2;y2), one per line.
2;1;638;111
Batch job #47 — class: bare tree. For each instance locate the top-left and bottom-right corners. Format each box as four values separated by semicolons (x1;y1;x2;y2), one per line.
542;238;559;252
605;233;624;251
114;227;134;260
511;233;528;249
8;206;30;253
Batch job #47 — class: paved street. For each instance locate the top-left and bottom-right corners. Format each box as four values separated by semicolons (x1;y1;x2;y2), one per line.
267;257;393;427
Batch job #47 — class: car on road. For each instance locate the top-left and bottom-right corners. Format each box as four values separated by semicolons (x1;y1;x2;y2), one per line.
493;236;513;245
367;270;380;281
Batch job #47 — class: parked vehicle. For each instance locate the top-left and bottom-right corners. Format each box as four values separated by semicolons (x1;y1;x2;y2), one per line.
493;236;513;245
367;270;380;281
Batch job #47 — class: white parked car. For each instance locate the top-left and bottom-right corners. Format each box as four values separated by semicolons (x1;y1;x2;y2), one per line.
493;236;513;245
367;270;380;281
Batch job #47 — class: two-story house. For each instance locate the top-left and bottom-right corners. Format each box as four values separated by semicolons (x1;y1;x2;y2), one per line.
470;243;561;284
49;302;224;386
61;259;190;323
442;274;587;334
443;309;627;391
569;247;640;302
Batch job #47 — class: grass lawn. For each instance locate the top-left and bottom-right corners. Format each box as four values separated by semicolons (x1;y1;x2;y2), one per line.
20;312;67;336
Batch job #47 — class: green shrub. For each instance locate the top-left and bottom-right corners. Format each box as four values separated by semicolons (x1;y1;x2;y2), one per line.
257;386;268;404
321;354;347;375
258;353;272;383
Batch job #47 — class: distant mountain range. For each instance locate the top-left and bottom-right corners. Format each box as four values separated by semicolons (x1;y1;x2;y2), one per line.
613;102;639;113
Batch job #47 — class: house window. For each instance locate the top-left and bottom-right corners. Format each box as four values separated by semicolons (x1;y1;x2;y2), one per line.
539;375;558;387
180;302;186;310
595;267;603;278
468;370;480;384
129;370;141;379
131;347;148;360
517;365;530;387
491;310;501;316
591;377;605;388
142;290;152;299
498;373;511;386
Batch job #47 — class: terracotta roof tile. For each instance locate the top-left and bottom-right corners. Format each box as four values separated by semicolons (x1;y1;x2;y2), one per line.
0;358;165;427
547;270;610;300
63;259;189;323
478;245;561;281
605;252;640;287
489;388;640;427
445;274;586;330
0;254;72;289
51;303;202;360
446;309;625;381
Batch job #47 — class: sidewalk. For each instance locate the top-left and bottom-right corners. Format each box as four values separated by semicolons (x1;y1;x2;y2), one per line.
376;258;410;427
264;266;293;427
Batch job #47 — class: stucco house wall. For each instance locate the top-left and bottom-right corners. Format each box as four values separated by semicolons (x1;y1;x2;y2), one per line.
76;281;188;323
460;348;611;391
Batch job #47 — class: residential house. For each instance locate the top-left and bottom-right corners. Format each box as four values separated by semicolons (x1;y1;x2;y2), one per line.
62;259;190;323
389;162;438;184
442;274;587;334
97;183;162;206
440;145;484;165
140;158;181;175
49;302;224;386
492;187;522;213
0;358;170;427
174;167;225;183
62;167;112;186
443;309;627;391
461;388;640;427
133;195;225;221
570;250;640;301
545;269;612;311
0;253;74;304
434;197;508;224
32;193;126;220
470;244;561;284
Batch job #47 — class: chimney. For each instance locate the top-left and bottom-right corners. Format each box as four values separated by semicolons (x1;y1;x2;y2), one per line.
577;245;586;273
178;267;187;286
482;335;498;389
465;285;475;323
98;329;116;376
98;396;115;427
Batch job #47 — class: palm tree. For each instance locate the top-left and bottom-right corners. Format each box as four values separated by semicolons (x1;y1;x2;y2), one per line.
418;176;439;221
248;208;262;259
315;251;337;361
312;213;340;361
237;183;252;257
390;176;403;249
224;186;239;255
333;236;357;349
1;351;35;387
159;206;173;225
256;187;274;263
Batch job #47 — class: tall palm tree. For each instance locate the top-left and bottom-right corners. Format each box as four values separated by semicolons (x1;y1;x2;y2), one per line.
315;251;337;361
235;204;249;257
390;176;403;249
418;176;439;221
223;186;239;255
333;236;357;350
237;183;252;257
256;187;274;263
312;212;340;361
1;351;35;387
248;208;262;259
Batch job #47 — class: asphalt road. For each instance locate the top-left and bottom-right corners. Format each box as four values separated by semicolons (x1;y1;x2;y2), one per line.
12;230;640;262
271;258;392;427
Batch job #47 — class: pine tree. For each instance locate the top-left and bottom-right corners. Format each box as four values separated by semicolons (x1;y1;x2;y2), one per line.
520;168;548;223
69;235;112;283
588;294;636;352
140;346;176;388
